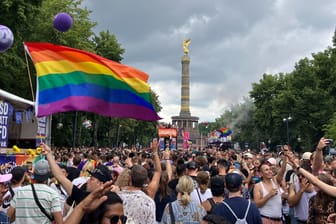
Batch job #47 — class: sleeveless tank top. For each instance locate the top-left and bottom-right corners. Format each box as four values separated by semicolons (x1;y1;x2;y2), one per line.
259;179;282;218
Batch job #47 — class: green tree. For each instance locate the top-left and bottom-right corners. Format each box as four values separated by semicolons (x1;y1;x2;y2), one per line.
215;98;257;150
324;112;336;140
0;0;43;98
249;73;288;146
93;31;125;62
29;0;96;50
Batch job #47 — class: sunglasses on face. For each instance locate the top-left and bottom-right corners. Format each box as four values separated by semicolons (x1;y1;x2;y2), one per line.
110;215;127;224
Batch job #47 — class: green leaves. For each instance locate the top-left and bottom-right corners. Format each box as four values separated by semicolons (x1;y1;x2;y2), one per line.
0;0;162;147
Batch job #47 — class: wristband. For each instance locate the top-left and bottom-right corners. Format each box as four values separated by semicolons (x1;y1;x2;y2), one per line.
296;166;300;172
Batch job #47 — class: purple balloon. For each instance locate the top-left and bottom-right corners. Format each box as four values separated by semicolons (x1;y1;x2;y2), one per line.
0;25;14;53
53;12;73;32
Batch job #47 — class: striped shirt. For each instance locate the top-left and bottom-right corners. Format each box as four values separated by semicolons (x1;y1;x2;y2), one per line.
10;184;61;224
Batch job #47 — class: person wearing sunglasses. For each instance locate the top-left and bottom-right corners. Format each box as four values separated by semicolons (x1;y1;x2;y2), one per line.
86;191;128;224
64;181;131;224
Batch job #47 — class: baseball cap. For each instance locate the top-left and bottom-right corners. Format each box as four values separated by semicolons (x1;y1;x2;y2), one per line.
0;174;12;183
261;148;269;155
186;161;197;169
267;157;277;165
225;173;243;191
33;160;50;181
88;164;112;183
243;152;253;159
301;152;312;160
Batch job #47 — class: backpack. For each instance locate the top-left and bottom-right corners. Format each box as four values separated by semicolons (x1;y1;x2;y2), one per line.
222;199;251;224
207;198;216;214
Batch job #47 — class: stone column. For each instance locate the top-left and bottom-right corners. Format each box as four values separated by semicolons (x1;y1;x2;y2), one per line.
179;55;191;117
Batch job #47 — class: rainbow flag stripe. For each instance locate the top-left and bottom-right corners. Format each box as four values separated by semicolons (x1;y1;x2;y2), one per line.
219;127;232;137
24;42;160;121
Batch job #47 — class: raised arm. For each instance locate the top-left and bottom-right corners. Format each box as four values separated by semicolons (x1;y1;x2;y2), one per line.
162;150;172;181
275;153;287;185
299;166;336;196
146;139;162;199
288;153;336;197
312;138;328;175
242;161;252;186
40;143;73;195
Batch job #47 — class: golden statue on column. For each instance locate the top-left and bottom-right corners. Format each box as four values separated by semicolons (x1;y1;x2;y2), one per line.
183;38;191;55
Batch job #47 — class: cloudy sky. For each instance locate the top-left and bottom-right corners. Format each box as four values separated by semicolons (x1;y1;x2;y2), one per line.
82;0;336;123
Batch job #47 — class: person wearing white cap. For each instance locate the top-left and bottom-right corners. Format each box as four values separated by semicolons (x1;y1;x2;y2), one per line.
301;152;312;161
266;157;278;176
243;152;255;171
253;153;288;223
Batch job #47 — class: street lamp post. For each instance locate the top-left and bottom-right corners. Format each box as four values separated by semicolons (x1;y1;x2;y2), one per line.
116;124;122;148
283;116;292;144
200;123;208;150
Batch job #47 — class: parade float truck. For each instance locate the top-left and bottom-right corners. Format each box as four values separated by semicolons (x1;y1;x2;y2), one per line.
158;127;178;150
0;89;51;166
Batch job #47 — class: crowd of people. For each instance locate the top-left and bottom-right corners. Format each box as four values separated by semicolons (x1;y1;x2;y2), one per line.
0;137;335;223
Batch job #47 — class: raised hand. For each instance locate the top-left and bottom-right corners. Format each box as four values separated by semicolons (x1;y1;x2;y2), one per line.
162;150;170;160
151;138;158;152
316;137;329;151
78;181;113;212
327;213;336;224
40;142;52;155
299;178;310;192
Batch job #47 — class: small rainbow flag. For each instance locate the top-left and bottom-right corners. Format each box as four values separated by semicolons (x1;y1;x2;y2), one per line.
219;127;232;137
24;42;161;121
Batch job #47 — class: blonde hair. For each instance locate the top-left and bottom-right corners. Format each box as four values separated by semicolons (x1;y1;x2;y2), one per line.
115;168;131;188
176;175;194;206
81;161;94;177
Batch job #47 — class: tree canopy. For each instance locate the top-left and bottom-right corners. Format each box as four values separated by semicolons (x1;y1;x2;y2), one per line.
0;0;162;148
211;32;336;152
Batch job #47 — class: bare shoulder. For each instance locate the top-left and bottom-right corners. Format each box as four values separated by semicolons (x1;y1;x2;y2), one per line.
253;182;262;196
254;182;262;189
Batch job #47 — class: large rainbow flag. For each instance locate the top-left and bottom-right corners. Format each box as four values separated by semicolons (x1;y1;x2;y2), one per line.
24;42;161;121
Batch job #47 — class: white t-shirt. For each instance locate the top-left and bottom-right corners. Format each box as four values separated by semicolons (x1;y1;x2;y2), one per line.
118;189;155;224
190;188;213;205
72;176;89;188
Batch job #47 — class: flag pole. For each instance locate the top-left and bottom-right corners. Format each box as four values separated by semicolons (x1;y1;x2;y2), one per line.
23;44;35;102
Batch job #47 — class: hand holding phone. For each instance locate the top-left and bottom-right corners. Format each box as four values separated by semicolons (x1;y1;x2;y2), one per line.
151;138;158;152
